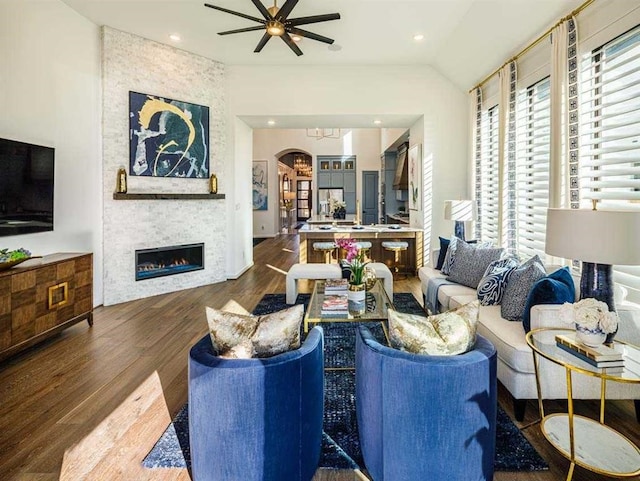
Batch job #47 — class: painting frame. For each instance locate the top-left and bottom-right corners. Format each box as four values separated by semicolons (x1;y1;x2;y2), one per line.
253;160;268;210
128;91;210;178
408;144;422;212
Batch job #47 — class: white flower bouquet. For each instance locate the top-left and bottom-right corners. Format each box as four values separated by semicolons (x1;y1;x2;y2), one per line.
559;298;618;346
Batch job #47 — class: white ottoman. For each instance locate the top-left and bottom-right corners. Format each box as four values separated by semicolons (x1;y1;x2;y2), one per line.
368;262;394;300
285;262;394;305
286;263;342;304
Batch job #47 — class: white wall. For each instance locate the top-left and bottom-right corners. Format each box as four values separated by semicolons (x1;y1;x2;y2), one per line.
0;1;103;304
252;128;381;237
228;65;468;261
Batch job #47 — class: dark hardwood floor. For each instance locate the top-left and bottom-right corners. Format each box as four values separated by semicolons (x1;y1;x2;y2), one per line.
0;234;637;480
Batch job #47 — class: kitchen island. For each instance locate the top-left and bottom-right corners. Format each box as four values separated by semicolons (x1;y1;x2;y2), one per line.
298;224;424;273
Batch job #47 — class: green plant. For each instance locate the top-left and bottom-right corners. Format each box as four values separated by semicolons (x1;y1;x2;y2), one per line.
0;248;31;263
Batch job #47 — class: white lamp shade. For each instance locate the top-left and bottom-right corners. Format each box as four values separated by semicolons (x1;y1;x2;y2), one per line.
545;208;640;266
444;200;477;222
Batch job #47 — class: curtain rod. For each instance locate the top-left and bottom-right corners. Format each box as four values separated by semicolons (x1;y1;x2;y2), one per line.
469;0;596;93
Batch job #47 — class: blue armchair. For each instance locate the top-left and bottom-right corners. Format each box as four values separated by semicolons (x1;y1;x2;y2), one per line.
355;325;497;481
188;326;324;481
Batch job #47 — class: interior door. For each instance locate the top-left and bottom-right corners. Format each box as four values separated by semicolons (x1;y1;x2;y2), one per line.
362;171;379;225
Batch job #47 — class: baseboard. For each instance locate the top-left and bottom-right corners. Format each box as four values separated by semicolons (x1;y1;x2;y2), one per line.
226;262;253;279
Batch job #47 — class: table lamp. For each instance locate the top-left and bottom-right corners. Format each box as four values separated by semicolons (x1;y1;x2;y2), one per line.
444;200;477;241
545;207;640;336
283;191;296;209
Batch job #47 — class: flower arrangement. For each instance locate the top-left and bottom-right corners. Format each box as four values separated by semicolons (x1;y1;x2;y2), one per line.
559;298;618;345
0;248;32;271
329;198;346;213
336;238;368;286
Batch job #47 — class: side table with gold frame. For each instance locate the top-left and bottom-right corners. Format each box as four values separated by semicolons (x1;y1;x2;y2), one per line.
526;328;640;480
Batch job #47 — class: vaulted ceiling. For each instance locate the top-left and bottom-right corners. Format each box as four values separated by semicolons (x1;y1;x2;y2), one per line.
61;0;584;91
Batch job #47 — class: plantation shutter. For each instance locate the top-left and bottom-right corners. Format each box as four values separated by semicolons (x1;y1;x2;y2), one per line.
579;25;640;303
516;77;551;260
478;105;500;245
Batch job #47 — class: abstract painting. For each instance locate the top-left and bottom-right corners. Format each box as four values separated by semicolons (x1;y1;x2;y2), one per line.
129;91;209;178
408;144;422;212
253;160;268;210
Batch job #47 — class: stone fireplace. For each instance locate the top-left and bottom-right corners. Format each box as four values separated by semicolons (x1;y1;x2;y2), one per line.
135;243;204;281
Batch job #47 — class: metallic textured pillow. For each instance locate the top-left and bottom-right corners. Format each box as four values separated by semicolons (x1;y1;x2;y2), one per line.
500;255;546;321
446;241;504;289
388;301;479;356
206;304;304;358
206;307;258;357
252;304;304;357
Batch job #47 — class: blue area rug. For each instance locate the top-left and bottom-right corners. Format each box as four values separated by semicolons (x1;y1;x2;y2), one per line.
143;293;548;473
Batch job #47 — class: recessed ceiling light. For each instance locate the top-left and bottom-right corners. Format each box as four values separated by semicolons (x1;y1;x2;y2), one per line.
267;120;276;126
413;34;424;41
328;44;342;52
169;34;181;42
373;120;382;125
291;34;302;42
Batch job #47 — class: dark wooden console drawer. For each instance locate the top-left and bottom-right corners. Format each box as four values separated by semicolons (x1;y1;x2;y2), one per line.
0;253;93;362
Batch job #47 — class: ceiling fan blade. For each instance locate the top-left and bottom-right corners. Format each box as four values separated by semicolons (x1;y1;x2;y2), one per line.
204;3;264;24
254;32;272;53
219;25;266;35
288;27;334;45
281;33;303;56
276;0;298;20
288;13;340;27
250;0;272;20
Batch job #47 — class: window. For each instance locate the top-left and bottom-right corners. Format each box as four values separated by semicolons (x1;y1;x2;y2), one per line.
580;25;640;303
516;77;551;260
477;105;500;245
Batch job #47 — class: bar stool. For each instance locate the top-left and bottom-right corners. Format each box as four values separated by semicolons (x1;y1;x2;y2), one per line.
381;241;409;278
355;241;372;261
313;241;337;264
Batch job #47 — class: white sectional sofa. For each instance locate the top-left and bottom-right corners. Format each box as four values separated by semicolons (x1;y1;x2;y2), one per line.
418;250;640;421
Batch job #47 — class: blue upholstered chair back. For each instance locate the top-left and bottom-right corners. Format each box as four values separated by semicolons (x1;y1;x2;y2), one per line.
188;326;324;481
355;326;497;481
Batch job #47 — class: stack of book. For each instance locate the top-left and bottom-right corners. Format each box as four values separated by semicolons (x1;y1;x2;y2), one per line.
321;293;348;317
555;334;624;368
325;278;348;293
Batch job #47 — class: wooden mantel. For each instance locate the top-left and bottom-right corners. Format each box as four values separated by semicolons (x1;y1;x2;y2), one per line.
113;193;225;200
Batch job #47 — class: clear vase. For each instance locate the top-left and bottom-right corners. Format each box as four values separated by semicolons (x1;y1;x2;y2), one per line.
575;324;606;347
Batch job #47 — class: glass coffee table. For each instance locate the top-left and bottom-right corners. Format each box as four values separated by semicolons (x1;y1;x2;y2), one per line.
303;278;393;343
526;328;640;480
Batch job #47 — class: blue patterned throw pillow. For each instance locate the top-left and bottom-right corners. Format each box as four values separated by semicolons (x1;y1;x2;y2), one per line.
440;237;458;275
477;257;520;306
500;255;546;321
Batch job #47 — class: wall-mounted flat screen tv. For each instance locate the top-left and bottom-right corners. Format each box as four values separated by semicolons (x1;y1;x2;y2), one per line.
0;138;54;237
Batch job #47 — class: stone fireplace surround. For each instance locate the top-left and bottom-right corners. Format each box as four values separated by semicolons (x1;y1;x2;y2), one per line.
101;27;227;306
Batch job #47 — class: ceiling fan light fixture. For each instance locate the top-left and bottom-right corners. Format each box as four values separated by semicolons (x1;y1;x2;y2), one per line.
266;20;285;36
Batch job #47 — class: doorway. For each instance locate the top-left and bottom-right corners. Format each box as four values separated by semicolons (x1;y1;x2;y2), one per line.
362;171;379;224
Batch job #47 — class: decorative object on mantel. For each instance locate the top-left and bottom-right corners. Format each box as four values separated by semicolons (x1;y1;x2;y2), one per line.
115;167;127;193
444;199;477;241
209;173;218;194
546;206;640;343
129;91;209;178
0;248;38;271
559;298;619;347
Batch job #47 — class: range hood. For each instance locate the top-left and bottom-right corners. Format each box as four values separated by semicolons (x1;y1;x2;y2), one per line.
393;142;409;190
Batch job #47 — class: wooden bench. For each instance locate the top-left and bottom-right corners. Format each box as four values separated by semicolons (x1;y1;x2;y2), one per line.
286;262;393;304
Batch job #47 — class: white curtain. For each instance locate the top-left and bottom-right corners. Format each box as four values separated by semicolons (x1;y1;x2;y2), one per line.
498;62;516;250
550;18;578;209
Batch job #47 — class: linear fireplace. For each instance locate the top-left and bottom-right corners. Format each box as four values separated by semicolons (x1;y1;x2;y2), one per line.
135;243;204;281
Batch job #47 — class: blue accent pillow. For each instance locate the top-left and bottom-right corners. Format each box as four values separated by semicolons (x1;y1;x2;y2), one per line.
476;257;520;306
522;267;575;332
435;237;450;270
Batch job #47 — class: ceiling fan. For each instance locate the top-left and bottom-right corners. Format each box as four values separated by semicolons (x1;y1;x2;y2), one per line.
204;0;340;56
